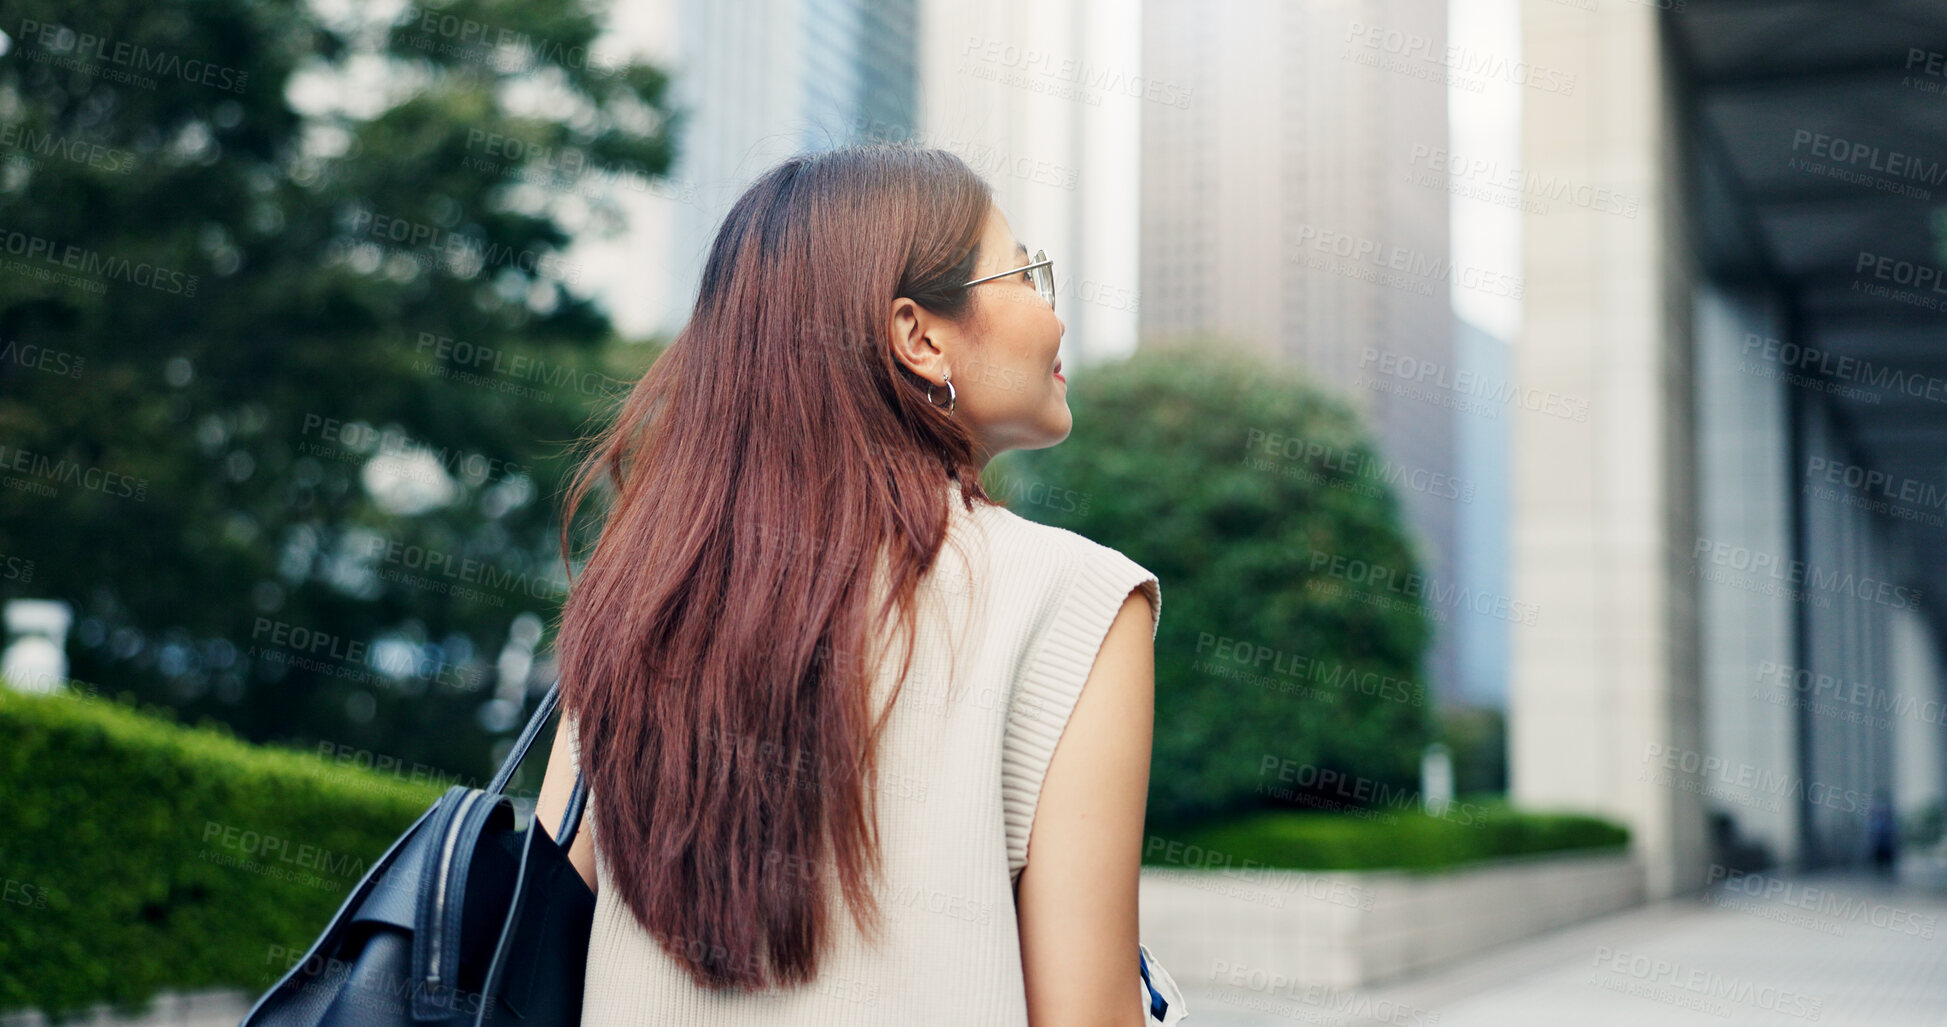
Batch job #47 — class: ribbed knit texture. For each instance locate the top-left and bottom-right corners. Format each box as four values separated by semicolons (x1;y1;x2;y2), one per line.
564;484;1160;1025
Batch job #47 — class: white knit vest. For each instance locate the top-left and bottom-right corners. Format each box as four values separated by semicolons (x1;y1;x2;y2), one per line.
566;485;1161;1025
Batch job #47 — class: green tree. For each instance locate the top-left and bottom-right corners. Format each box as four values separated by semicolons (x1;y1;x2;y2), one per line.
0;0;675;776
991;341;1437;827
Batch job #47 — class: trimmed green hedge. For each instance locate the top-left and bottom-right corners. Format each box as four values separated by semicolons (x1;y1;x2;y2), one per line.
1143;801;1630;874
0;685;444;1020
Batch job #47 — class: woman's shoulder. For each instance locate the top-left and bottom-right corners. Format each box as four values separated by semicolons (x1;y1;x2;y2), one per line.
962;497;1146;570
957;498;1160;634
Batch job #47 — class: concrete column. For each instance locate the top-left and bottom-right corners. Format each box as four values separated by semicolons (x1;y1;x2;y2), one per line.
1694;287;1798;868
1510;0;1708;899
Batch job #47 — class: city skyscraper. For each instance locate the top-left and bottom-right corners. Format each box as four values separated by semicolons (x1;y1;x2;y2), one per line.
643;0;923;337
910;0;1145;366
1140;0;1462;704
618;0;1142;372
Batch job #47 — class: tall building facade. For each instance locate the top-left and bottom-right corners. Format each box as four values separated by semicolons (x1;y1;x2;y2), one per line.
1453;317;1512;707
910;0;1144;366
1139;0;1462;704
648;0;923;337
620;0;1141;369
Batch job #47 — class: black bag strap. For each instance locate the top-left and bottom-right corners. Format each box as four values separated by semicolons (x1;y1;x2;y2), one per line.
488;678;561;794
487;677;590;846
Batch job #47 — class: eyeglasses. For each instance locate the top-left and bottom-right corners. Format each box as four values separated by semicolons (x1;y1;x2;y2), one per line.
960;248;1055;312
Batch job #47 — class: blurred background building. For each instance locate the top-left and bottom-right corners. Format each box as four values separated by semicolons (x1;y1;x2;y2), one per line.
1511;0;1947;898
611;0;1141;372
653;0;922;336
1139;0;1463;708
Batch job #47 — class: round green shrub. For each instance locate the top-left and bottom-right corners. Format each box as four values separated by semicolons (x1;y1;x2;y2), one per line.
991;341;1437;828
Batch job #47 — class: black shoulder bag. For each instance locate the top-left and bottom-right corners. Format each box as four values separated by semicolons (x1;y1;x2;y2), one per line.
240;680;593;1026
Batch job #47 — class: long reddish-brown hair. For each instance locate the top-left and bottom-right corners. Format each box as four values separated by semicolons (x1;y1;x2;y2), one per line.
553;144;1001;992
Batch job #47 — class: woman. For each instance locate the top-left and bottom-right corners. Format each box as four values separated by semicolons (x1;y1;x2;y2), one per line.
533;143;1167;1026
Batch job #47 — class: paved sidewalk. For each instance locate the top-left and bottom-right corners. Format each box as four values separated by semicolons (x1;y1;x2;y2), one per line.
1177;869;1947;1026
10;868;1943;1025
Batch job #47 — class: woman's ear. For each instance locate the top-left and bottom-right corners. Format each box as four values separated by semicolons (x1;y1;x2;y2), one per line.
888;296;947;383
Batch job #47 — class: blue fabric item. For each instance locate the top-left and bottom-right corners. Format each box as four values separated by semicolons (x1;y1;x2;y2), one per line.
1138;946;1169;1021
